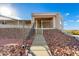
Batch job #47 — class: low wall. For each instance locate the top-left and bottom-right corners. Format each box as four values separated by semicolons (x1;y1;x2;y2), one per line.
0;28;31;46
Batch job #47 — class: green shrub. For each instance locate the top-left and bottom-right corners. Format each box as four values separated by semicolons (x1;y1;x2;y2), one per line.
64;30;79;35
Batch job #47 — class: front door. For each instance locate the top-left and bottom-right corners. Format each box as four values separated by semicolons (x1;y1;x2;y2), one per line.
35;19;43;34
37;20;41;28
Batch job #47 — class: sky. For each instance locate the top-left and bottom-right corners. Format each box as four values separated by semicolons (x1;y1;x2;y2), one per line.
0;3;79;30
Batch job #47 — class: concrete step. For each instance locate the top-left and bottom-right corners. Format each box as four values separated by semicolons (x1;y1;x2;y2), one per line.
31;46;51;56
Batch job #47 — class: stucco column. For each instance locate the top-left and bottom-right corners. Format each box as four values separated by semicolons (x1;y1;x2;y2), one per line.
36;19;38;34
41;20;43;29
36;20;37;29
32;17;35;28
53;16;56;29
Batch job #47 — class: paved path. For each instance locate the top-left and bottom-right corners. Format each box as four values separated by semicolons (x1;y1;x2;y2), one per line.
31;46;51;56
31;34;51;56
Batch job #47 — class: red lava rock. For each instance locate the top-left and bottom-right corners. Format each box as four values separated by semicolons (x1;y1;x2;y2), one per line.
0;44;26;56
43;29;79;56
0;28;35;56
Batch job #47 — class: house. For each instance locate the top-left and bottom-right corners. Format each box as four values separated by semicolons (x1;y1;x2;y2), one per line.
0;13;63;30
0;13;63;56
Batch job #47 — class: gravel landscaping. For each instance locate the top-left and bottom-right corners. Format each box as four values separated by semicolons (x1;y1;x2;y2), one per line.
0;28;35;56
43;29;79;56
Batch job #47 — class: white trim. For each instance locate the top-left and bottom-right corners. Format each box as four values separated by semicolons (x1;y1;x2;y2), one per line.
0;24;31;28
32;13;58;16
34;28;54;29
53;16;55;29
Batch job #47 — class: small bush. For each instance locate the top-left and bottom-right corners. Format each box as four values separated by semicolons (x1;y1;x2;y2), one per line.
65;30;79;35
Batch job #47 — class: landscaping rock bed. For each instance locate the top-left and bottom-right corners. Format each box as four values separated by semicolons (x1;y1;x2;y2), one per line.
0;28;35;56
0;39;33;56
0;44;26;56
43;29;79;56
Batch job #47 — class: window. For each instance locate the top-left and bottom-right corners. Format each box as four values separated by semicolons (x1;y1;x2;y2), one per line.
0;21;6;24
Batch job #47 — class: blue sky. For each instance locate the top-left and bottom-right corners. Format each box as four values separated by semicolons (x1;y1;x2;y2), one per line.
0;3;79;30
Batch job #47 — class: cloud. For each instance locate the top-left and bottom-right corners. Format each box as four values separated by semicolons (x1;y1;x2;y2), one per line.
64;22;68;25
65;13;70;16
64;23;68;26
5;15;22;20
0;4;21;20
64;20;74;23
64;19;79;30
64;14;79;30
10;16;22;20
76;20;79;22
0;4;11;7
64;26;79;30
67;20;74;22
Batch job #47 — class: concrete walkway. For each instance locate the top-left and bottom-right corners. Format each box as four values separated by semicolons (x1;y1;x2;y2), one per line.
31;34;51;56
31;46;51;56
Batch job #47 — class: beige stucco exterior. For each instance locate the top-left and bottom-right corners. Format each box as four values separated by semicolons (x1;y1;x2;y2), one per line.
0;13;63;30
32;13;63;30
